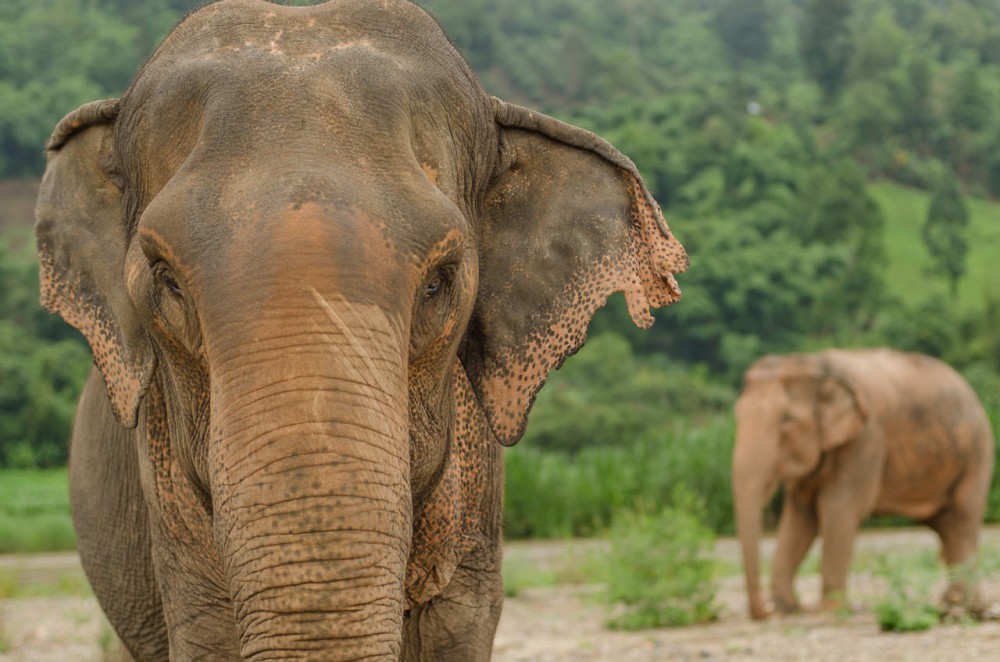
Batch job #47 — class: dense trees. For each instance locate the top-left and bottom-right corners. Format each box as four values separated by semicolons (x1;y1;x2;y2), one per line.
0;0;997;466
0;244;89;467
0;0;216;175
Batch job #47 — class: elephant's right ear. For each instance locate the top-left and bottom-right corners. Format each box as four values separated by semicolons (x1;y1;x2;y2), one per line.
35;99;154;428
818;375;868;450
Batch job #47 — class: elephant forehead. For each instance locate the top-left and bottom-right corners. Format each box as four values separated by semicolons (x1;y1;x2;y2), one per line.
126;45;424;170
735;378;789;415
130;0;479;122
157;0;454;60
116;0;492;233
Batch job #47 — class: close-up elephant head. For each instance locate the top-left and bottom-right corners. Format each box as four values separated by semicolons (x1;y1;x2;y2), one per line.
36;0;686;659
731;354;868;620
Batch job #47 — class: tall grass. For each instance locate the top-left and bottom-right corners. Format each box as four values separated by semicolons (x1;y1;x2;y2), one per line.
504;416;735;539
0;468;75;553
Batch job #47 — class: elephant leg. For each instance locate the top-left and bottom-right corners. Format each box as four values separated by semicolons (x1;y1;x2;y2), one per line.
815;492;864;611
770;496;818;614
401;546;503;662
70;370;169;660
928;477;988;613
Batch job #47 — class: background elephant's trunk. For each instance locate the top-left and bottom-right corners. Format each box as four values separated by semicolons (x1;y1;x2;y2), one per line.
732;428;779;621
207;296;411;660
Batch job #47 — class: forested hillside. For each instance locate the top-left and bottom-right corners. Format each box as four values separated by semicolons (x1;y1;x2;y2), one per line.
0;0;997;503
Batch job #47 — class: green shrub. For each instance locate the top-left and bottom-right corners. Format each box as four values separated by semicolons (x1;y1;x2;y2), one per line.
873;555;940;632
598;486;718;630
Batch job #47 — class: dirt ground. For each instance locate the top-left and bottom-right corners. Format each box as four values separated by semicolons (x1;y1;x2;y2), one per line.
4;528;1000;661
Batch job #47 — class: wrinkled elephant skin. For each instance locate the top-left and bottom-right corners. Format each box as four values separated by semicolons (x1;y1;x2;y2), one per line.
35;1;687;660
732;348;994;620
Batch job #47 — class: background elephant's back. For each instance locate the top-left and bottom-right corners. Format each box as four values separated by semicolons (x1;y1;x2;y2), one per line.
836;348;995;519
826;348;987;425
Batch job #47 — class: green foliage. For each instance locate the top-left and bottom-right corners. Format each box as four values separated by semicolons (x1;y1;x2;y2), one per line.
505;414;735;539
0;468;76;553
0;0;137;175
522;333;732;454
869;182;1000;316
923;171;970;296
0;513;77;554
712;0;772;65
800;0;855;100
599;486;718;630
0;243;91;469
0;467;71;516
948;59;992;132
873;554;941;632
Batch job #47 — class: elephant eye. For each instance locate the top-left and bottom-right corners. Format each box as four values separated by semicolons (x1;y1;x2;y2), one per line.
164;274;182;296
155;263;183;297
423;269;450;300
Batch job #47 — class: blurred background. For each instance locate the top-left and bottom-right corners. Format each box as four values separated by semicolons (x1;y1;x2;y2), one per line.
2;0;998;547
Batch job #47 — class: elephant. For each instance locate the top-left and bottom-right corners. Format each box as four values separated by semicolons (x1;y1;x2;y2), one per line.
732;348;994;621
35;0;687;660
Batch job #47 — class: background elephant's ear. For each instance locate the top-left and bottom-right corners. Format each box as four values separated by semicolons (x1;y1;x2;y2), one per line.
35;99;154;428
464;98;688;446
818;375;868;450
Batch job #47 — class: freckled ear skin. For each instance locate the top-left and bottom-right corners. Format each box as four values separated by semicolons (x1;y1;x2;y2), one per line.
466;98;688;446
35;100;154;428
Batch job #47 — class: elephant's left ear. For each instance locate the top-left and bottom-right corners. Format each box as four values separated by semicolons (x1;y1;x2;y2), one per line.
463;98;688;446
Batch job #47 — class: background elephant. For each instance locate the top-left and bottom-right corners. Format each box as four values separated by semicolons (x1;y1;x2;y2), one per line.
35;1;686;660
732;348;994;621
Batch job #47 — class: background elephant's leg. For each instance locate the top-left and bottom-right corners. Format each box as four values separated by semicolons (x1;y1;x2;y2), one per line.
928;479;989;613
401;547;503;662
770;496;818;614
70;370;169;660
816;492;865;611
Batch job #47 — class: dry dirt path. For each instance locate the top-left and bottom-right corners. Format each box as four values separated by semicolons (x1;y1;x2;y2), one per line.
3;528;1000;661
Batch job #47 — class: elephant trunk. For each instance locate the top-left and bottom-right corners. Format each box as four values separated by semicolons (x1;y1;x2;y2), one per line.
208;297;411;660
732;431;778;621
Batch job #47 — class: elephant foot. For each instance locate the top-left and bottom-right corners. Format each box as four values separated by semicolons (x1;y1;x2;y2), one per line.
772;596;802;616
814;599;853;617
976;602;1000;621
814;591;851;616
940;581;987;621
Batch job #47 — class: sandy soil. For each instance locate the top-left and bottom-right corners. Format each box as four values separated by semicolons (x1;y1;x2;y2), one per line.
4;528;1000;661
